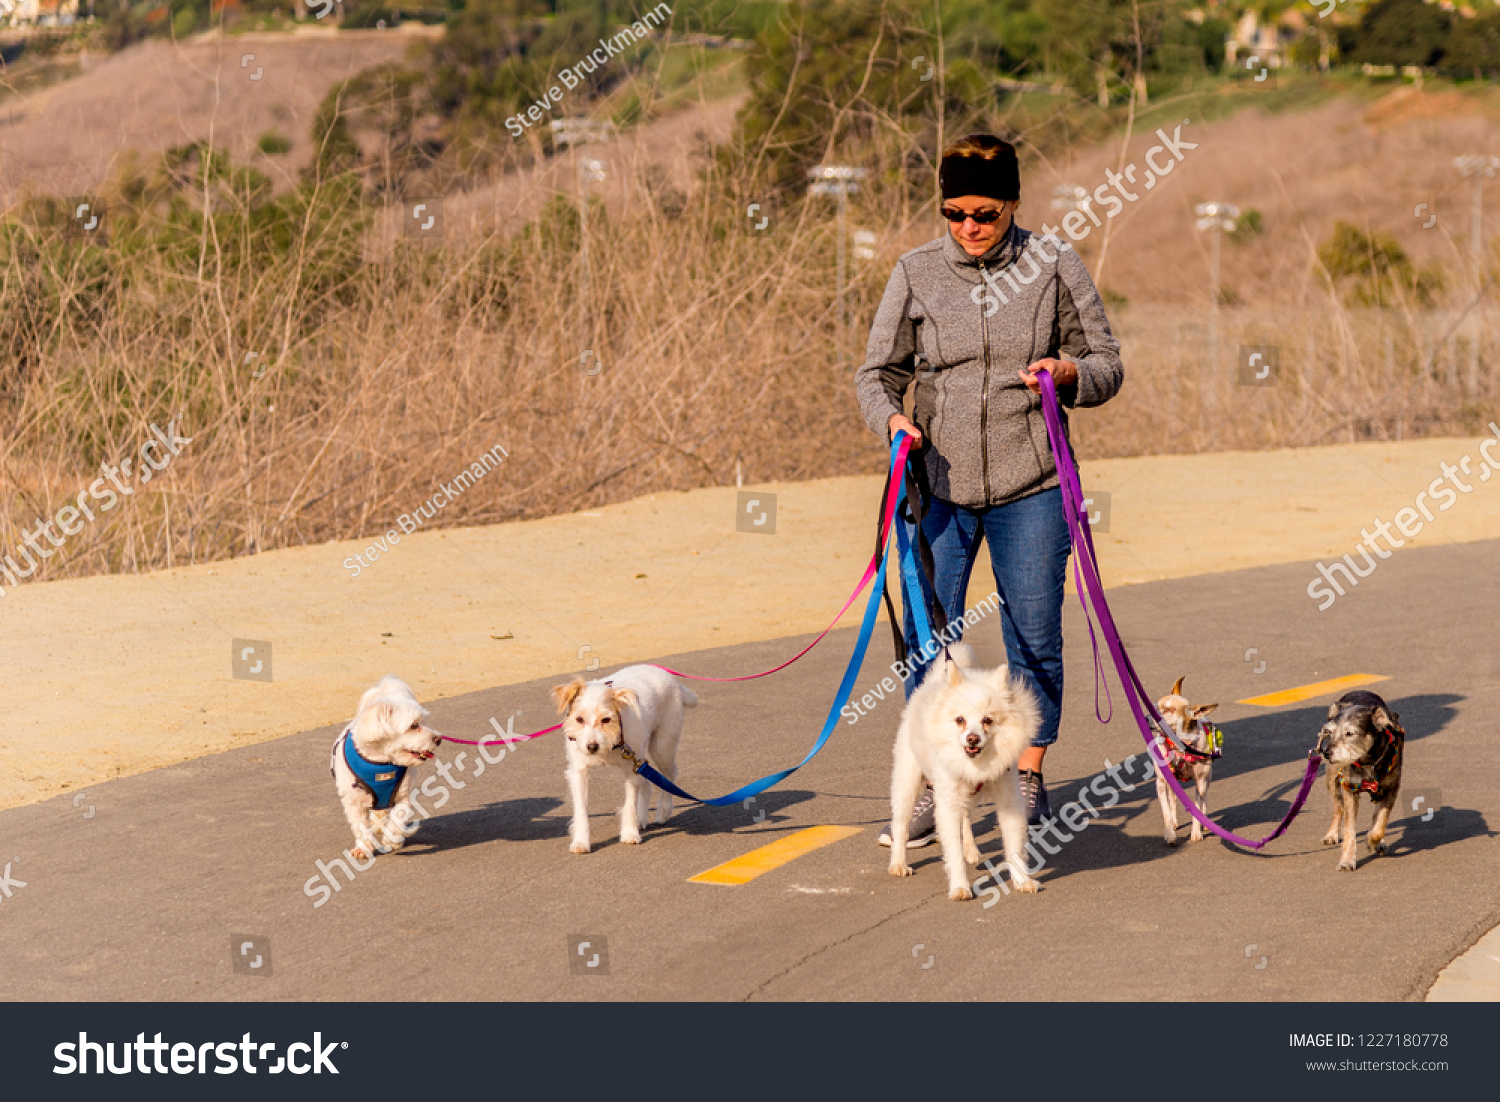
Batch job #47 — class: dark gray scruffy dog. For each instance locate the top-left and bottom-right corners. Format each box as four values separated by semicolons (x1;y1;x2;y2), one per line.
1317;690;1405;871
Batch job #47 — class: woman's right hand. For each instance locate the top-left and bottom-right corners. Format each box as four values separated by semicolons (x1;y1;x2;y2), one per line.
888;414;923;448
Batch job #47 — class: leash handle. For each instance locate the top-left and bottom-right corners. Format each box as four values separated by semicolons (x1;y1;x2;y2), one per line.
901;453;950;641
1036;370;1313;850
894;488;936;652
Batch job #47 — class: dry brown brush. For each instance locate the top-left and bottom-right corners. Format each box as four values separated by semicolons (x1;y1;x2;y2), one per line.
0;100;1495;585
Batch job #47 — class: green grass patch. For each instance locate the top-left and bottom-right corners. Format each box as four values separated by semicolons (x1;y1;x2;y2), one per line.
257;131;292;156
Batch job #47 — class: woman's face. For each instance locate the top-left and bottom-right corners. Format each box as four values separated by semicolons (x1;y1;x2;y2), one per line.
944;196;1016;257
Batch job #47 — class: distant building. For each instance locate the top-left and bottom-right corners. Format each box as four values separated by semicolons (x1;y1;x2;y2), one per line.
1224;9;1291;70
8;0;80;25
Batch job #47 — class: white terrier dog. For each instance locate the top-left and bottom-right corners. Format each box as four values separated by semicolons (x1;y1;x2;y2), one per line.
330;675;443;860
889;644;1041;900
551;665;696;853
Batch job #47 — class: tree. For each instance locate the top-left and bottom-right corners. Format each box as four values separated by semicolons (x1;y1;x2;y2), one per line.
1034;0;1177;106
1348;0;1450;68
1035;0;1121;103
1157;14;1231;76
429;0;554;119
1443;11;1500;80
940;0;1048;76
736;0;949;193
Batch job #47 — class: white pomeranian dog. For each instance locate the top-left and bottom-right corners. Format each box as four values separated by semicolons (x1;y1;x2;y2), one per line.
551;665;696;853
888;644;1041;900
330;675;443;860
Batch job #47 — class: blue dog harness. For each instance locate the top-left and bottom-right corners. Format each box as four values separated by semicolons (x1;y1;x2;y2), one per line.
335;731;407;809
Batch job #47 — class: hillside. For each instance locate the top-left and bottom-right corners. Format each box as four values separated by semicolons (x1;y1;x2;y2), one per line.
2;29;1498;588
0;27;439;205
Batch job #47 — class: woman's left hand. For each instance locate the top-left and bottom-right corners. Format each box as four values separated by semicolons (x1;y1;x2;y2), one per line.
1019;358;1078;394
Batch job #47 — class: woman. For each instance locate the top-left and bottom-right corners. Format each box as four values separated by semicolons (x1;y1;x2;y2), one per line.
854;134;1123;848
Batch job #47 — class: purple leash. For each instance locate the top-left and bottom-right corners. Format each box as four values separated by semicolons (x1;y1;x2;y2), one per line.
1036;369;1320;850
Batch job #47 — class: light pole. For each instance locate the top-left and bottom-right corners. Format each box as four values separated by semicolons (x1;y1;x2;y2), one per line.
1050;183;1091;220
551;118;615;348
1194;201;1239;409
1454;155;1498;275
808;164;867;336
1454;156;1497;394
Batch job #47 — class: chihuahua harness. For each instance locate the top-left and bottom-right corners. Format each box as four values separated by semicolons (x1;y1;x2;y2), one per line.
1155;718;1222;782
1335;720;1404;799
335;731;407;810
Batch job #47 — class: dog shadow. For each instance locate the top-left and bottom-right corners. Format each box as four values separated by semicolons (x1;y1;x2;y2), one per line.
630;787;820;842
1206;691;1467;857
394;797;566;854
960;784;1189;879
401;788;823;854
886;768;1211;880
1208;692;1459;787
972;691;1476;878
1385;806;1494;856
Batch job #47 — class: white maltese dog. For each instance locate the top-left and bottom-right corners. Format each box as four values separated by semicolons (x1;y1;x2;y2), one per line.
551;665;696;853
330;674;443;860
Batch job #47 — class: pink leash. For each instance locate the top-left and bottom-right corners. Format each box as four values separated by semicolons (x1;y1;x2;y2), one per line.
441;440;914;746
440;724;561;749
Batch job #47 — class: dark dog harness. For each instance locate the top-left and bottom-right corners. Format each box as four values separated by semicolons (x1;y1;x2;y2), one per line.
334;731;407;810
1335;721;1404;800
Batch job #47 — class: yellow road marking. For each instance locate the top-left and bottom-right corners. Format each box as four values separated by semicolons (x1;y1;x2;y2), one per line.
1239;673;1389;708
688;825;863;886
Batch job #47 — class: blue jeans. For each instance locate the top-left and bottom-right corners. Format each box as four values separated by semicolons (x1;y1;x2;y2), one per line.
899;488;1070;747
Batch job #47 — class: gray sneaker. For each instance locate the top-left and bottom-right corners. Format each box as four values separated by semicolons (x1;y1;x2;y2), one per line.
1018;769;1052;825
877;787;938;848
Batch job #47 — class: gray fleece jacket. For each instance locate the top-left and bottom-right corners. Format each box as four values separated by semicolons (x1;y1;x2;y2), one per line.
854;223;1124;508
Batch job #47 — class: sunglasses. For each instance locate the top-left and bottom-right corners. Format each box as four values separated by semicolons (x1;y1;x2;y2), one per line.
940;206;1007;224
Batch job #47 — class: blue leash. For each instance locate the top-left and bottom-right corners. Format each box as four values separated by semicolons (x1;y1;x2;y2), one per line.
893;493;936;651
630;433;910;807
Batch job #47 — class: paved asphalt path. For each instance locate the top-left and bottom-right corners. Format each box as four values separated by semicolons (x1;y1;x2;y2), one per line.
4;539;1496;1001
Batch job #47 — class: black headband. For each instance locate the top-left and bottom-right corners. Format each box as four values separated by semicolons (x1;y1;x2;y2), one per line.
939;154;1019;202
